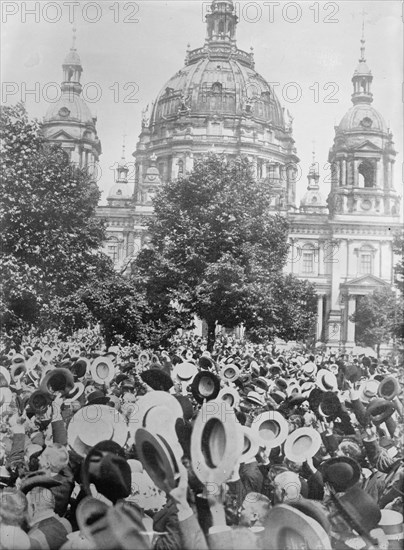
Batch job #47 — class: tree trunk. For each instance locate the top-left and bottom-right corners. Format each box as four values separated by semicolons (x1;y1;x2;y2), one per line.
207;320;216;352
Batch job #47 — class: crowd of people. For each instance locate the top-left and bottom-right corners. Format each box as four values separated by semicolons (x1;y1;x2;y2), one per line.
0;329;402;550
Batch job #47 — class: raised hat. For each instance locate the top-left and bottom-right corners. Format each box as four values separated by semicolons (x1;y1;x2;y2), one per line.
321;456;361;492
316;369;338;392
336;485;381;534
171;362;198;382
191;400;243;484
217;386;240;409
284;427;322;463
366;398;396;425
67;404;128;457
70;358;89;380
318;391;341;418
90;356;115;385
129;391;183;439
140;368;173;392
287;498;331;535
219;364;240;383
135;428;181;493
20;470;62;494
378;376;400;401
302;362;317;376
251;411;288;450
264;504;332;550
359;379;380;403
39;367;75;396
27;390;52;415
199;356;215;370
378;510;404;542
191;371;220;403
82;442;132;503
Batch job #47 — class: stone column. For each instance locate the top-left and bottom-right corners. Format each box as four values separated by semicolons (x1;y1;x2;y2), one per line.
341;159;346;186
346;295;356;345
317;295;323;341
353;160;359;187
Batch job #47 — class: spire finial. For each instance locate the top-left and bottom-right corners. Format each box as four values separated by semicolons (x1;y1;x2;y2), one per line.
360;10;366;61
121;133;126;160
72;26;77;51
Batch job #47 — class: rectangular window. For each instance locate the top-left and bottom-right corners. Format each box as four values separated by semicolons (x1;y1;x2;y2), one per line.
302;252;314;274
360;254;372;274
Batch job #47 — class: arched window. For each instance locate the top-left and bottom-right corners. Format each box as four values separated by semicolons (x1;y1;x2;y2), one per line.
360;78;366;93
218;20;225;34
177;160;184;177
358;161;375;188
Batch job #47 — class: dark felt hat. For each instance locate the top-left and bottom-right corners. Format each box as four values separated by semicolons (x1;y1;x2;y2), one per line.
39;368;75;396
81;440;131;503
28;390;52;415
20;470;62;494
140;368;173;392
321;456;361;493
191;370;220;403
86;389;110;406
366;398;396;425
318;391;341;418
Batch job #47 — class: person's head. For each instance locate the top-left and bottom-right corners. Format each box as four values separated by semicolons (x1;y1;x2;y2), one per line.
0;488;28;528
26;487;55;523
273;471;301;503
238;492;271;527
38;444;69;473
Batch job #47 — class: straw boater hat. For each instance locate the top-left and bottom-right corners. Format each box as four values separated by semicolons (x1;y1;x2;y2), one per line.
284;427;322;463
316;369;338;392
251;411;288;450
171;362;198;383
358;379;380;403
219;364;240;383
130;391;183;439
216;386;240;409
90;356;115;385
378;376;401;401
67;404;128;457
301;362;317;377
191;400;243;484
264;504;332;550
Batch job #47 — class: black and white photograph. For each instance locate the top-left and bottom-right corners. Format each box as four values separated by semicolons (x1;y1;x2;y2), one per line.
1;1;403;549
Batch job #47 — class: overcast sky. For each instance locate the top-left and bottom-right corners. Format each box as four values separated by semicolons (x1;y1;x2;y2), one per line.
2;1;402;205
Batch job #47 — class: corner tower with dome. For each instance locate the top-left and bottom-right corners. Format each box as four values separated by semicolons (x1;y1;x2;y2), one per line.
41;30;102;175
286;31;401;350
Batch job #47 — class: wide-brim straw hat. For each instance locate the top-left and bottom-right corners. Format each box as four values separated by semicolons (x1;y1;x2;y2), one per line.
284;427;322;463
251;411;288;450
67;404;128;457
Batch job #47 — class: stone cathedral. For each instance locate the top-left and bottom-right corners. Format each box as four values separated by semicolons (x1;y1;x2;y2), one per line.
41;0;401;350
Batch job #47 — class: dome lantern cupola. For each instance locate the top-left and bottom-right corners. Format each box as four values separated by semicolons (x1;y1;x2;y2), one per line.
205;0;238;47
351;24;373;105
61;27;83;96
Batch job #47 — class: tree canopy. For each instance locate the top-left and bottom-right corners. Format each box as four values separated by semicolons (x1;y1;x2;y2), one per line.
135;153;317;349
0;103;114;339
350;287;404;356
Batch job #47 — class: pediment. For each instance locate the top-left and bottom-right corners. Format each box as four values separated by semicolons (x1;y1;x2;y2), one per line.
342;274;389;288
355;140;382;153
47;129;75;141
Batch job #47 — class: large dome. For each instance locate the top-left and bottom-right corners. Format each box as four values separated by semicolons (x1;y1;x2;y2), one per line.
150;54;285;129
338;103;387;134
44;92;95;126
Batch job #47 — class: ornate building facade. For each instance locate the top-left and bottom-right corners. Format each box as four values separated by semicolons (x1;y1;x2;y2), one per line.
44;1;401;349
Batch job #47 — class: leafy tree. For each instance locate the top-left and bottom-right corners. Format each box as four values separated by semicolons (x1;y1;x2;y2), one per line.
245;275;317;344
135;153;312;350
0;103;114;339
350;287;404;356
